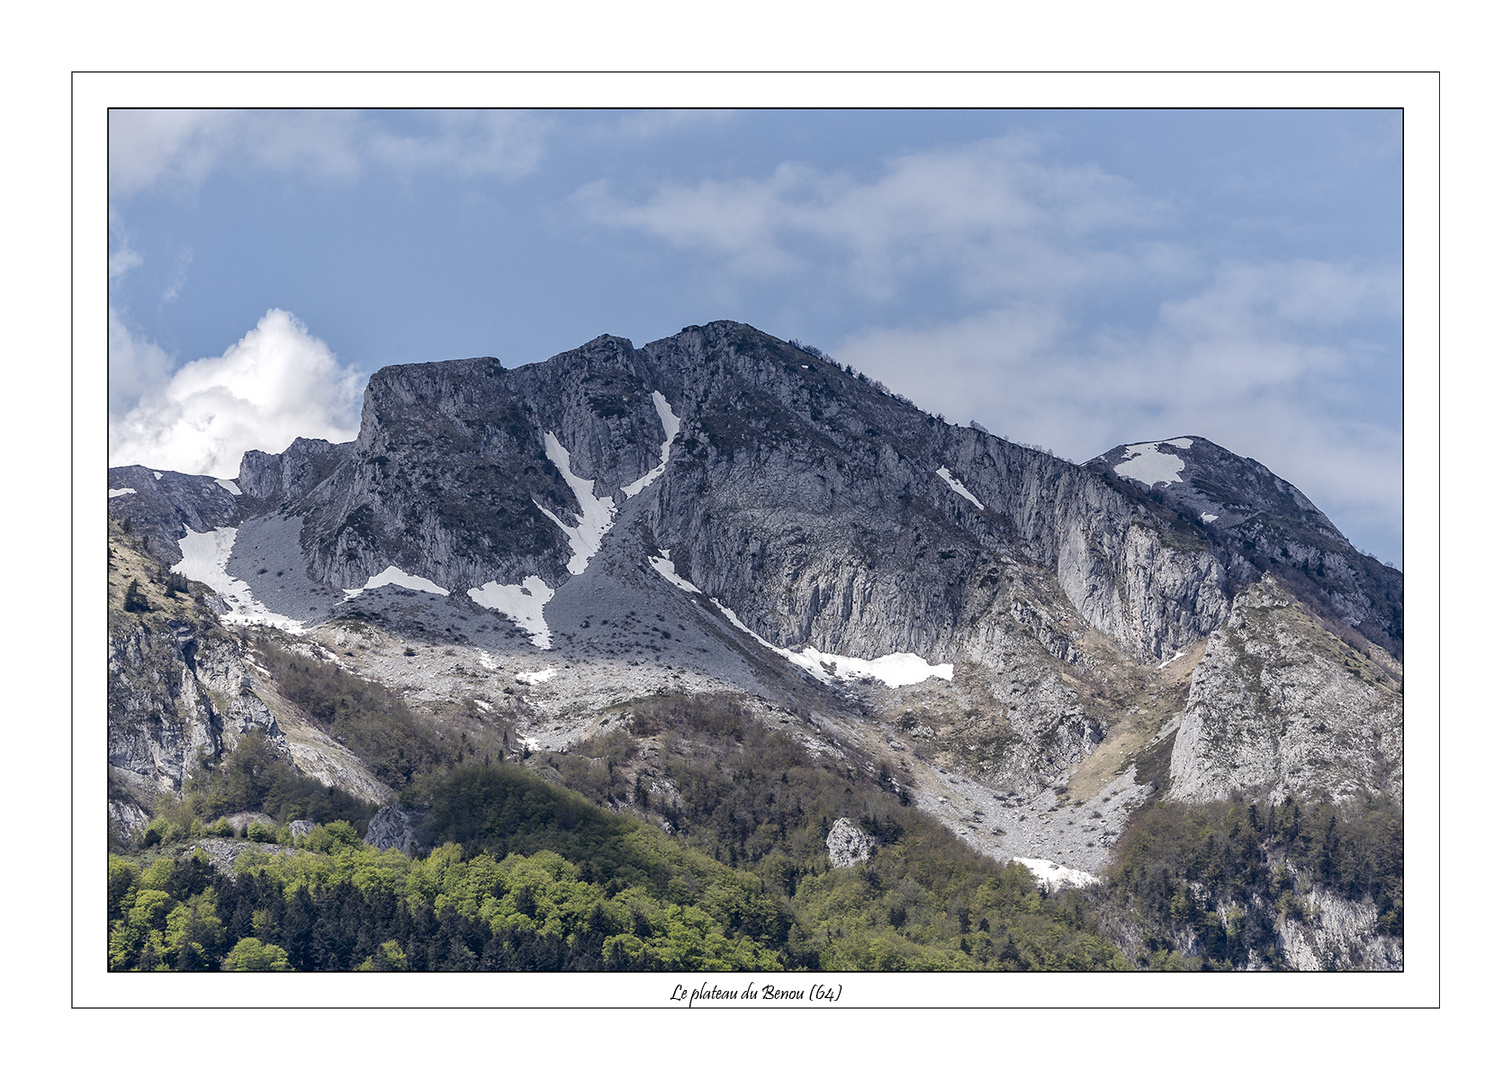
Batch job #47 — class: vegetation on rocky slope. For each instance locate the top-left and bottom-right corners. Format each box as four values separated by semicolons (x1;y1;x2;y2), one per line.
113;685;1132;972
1089;794;1403;970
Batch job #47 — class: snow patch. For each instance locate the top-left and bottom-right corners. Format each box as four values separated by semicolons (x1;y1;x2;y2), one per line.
649;550;701;593
710;596;951;688
108;488;136;498
1157;650;1187;670
476;651;501;671
537;432;616;575
791;648;955;689
171;526;307;633
215;478;242;495
468;576;555;649
153;471;163;480
515;668;556;685
344;566;449;598
621;392;683;498
1012;857;1097;891
935;466;985;510
1114;442;1187;487
1201;512;1218;524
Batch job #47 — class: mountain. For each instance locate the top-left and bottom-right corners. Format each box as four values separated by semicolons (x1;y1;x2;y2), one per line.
105;320;1404;972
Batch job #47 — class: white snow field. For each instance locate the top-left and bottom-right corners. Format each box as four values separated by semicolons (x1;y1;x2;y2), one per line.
620;392;682;498
935;466;985;510
215;478;242;495
109;488;136;498
171;526;308;632
1114;440;1190;487
515;667;556;685
467;576;556;649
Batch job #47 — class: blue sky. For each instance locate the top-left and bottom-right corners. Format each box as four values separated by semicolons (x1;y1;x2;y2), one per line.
107;108;1404;566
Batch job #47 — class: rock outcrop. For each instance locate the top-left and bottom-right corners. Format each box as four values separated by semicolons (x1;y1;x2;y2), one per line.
825;817;874;868
1167;576;1403;805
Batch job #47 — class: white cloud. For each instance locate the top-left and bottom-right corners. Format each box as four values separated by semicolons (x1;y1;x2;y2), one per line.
108;309;173;422
577;135;1165;300
366;110;548;178
109;308;363;478
109;110;549;197
108;245;142;279
108;210;143;278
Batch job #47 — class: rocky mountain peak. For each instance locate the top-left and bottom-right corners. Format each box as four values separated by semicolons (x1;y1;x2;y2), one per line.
1086;434;1401;659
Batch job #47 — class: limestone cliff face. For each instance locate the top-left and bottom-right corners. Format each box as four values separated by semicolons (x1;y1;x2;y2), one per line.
1167;576;1403;805
107;613;281;836
633;323;1228;662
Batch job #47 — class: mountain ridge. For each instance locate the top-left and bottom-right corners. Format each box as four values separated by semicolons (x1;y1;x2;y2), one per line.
105;320;1404;971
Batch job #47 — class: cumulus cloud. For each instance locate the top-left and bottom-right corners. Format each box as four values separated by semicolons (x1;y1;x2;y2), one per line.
108;309;173;422
109;309;363;478
109;110;548;197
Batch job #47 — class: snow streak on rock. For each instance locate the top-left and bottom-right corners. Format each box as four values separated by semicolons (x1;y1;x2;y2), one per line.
536;432;616;575
467;576;555;649
171;526;307;633
109;488;136;498
621;392;682;498
699;583;952;689
215;478;242;495
649;550;701;593
935;466;985;510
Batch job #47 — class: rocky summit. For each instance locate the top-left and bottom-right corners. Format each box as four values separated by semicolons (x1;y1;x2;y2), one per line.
106;321;1405;972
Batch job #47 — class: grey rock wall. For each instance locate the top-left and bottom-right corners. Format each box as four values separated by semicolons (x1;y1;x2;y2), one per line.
1167;576;1403;805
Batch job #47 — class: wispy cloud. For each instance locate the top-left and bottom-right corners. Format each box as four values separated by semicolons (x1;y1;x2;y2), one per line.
109;308;363;477
109;110;550;197
108;210;142;278
577;135;1167;300
161;247;193;303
